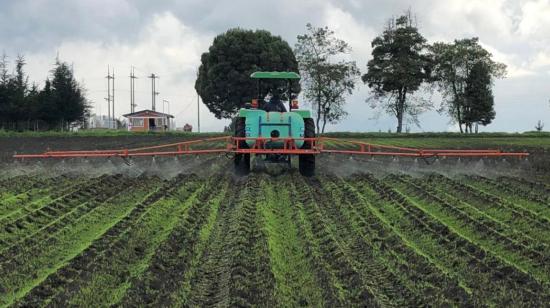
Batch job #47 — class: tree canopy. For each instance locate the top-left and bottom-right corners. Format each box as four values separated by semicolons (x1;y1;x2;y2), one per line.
0;54;89;131
463;61;495;133
195;28;300;119
430;38;506;133
362;13;432;133
295;23;360;133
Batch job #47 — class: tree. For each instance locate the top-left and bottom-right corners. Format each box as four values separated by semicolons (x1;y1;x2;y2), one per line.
0;53;10;128
0;54;89;131
49;60;90;130
535;120;544;132
295;23;360;133
362;13;432;133
316;62;359;133
35;78;56;126
430;38;506;133
0;55;29;129
195;28;300;119
463;62;495;133
13;55;30;126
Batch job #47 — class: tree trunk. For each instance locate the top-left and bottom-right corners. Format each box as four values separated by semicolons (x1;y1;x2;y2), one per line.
396;89;405;133
457;108;463;133
314;77;322;133
321;110;327;134
315;99;322;133
452;82;464;133
396;112;403;133
315;108;321;132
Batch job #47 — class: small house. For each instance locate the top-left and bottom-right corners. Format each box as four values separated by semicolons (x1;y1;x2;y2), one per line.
123;110;174;132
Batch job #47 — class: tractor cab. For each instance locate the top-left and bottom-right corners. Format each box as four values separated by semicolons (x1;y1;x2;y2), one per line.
245;71;300;112
234;71;316;176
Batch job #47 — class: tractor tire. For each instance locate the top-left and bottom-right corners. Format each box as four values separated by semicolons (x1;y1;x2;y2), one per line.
234;117;250;175
299;118;315;177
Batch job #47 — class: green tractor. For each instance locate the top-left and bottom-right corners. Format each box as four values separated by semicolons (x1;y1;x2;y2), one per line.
234;71;316;176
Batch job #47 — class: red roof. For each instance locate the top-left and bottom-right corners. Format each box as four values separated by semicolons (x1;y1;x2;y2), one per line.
123;109;174;118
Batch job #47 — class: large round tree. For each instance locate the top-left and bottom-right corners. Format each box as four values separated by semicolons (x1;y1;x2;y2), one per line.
195;28;300;119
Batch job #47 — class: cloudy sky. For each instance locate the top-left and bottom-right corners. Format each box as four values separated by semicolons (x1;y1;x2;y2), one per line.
1;0;549;132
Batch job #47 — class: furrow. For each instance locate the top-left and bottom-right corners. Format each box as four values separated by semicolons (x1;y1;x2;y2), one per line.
291;175;381;307
354;174;550;306
119;174;232;306
0;175;126;260
388;174;550;281
329;176;473;306
13;174;194;306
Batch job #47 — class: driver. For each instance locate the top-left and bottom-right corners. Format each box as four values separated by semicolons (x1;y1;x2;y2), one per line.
263;90;287;112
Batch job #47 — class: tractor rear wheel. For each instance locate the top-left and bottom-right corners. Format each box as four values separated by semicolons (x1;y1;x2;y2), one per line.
299;118;315;177
234;117;250;175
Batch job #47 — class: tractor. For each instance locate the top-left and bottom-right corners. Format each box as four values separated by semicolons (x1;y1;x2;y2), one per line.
12;72;529;173
233;71;315;176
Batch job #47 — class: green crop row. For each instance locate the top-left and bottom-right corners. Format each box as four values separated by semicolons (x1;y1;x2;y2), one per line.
0;176;163;306
1;168;549;306
351;174;549;306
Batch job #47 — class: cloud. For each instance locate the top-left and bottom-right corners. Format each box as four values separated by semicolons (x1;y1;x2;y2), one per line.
0;0;142;52
479;42;536;78
22;11;216;129
518;0;550;42
323;3;377;67
1;0;549;132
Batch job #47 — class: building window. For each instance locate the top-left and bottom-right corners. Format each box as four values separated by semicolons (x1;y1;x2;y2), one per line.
131;118;144;127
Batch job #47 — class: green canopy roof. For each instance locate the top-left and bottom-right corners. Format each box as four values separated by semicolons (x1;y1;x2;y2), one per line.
250;71;301;79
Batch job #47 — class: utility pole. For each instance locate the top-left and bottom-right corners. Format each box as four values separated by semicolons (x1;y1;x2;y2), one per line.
106;66;113;128
148;73;159;111
162;99;170;114
197;92;201;133
130;67;137;113
163;99;170;130
112;69;116;129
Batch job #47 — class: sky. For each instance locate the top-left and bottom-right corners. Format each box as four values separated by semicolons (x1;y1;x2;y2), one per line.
0;0;549;132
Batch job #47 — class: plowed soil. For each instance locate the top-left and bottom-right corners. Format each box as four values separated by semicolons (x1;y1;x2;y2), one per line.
1;135;549;307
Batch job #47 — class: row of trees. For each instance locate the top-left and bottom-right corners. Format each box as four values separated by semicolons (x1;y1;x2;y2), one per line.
364;13;506;133
195;13;506;133
0;55;89;131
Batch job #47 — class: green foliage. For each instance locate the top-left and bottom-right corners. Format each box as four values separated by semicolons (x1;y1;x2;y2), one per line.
49;60;90;129
362;12;432;133
295;23;360;133
464;62;495;132
195;28;300;119
1;171;550;306
430;38;506;133
0;53;90;131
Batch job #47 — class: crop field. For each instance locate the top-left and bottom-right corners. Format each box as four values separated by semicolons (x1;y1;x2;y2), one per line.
0;163;549;306
0;134;549;307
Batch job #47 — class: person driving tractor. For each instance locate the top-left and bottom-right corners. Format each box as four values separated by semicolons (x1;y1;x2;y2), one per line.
263;89;287;112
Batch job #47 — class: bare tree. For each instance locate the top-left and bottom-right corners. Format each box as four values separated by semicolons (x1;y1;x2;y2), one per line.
535;120;544;132
295;24;360;133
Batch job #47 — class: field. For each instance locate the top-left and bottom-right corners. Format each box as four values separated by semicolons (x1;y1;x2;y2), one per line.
0;133;549;306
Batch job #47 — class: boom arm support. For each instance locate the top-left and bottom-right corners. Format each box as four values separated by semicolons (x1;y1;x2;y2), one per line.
13;136;529;159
